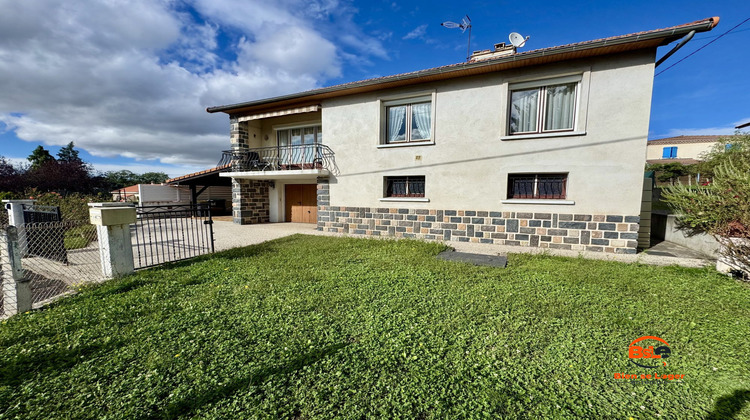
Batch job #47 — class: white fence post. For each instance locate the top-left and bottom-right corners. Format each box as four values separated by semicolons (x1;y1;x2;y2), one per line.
3;199;35;255
1;226;32;316
88;203;137;278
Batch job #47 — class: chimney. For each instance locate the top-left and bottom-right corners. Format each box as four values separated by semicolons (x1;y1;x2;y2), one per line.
469;42;516;62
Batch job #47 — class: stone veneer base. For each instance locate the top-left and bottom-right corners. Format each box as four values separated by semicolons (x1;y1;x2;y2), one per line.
317;205;640;254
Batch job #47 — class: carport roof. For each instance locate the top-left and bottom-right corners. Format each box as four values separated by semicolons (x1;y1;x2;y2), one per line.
165;165;232;186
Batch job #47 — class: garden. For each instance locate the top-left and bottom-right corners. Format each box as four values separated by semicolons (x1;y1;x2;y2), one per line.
0;235;748;419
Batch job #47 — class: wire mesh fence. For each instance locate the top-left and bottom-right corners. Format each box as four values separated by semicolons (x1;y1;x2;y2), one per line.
1;220;103;317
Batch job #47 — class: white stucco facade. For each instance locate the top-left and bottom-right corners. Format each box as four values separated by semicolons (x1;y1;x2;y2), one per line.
322;50;655;216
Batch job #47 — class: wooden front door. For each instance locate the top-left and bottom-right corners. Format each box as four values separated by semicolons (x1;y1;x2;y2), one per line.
285;184;317;223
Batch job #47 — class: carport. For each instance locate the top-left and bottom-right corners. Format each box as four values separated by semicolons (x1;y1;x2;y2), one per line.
165;165;233;215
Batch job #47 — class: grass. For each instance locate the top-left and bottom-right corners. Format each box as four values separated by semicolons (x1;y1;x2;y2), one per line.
0;235;748;419
63;224;96;250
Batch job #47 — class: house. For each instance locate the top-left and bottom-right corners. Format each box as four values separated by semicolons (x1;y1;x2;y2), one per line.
111;183;192;207
111;185;139;202
646;135;726;166
206;17;719;255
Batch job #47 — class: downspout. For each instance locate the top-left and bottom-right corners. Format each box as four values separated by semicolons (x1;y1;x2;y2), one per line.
655;30;695;67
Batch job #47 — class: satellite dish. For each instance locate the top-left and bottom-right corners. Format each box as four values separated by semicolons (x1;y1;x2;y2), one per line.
509;32;529;48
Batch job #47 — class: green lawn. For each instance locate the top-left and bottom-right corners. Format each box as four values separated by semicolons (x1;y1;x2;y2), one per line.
1;235;748;419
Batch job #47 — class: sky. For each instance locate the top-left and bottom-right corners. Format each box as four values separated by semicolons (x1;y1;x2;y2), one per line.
0;0;748;178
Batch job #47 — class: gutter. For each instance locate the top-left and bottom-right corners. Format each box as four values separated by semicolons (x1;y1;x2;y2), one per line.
207;17;719;114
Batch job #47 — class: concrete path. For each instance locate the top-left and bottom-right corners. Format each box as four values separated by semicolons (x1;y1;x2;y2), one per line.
212;221;715;268
212;221;319;251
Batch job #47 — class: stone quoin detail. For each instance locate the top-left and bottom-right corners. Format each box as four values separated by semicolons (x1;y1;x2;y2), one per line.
232;179;270;224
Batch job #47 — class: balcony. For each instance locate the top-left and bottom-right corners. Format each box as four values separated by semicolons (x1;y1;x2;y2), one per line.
218;144;338;179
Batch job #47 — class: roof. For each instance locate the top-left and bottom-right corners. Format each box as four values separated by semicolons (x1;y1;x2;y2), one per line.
647;135;725;145
647;158;701;165
165;165;231;184
207;17;719;116
110;185;139;194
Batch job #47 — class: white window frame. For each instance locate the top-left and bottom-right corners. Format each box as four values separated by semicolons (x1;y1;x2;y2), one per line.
501;74;588;140
378;91;436;147
507;75;581;136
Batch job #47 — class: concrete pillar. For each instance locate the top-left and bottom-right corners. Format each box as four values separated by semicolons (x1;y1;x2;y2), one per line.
88;203;137;279
1;226;31;316
3;199;35;255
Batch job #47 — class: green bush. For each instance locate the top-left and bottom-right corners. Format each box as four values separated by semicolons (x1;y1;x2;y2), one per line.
663;132;750;274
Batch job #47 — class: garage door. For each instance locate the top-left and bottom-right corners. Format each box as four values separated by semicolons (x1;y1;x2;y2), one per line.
285;184;317;223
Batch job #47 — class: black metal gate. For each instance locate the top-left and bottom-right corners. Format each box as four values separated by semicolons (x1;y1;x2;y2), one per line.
133;204;214;269
22;204;68;263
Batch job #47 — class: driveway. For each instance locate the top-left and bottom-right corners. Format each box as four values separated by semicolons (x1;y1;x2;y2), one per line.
212;221;319;251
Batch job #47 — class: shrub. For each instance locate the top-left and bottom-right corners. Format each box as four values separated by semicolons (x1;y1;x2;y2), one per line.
663;132;750;276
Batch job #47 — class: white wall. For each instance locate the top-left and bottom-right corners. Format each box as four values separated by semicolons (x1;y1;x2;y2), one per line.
137;184;190;205
321;50;655;216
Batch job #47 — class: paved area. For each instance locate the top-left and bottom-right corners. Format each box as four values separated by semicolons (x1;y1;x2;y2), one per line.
212;221;319;251
212;222;716;268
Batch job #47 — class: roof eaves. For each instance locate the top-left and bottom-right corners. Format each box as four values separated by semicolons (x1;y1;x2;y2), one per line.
207;17;718;115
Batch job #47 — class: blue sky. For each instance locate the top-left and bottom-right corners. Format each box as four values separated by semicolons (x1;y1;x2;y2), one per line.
0;0;748;177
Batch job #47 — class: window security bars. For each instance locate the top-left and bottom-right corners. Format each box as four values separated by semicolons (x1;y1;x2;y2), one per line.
133;204;214;270
385;176;426;198
508;174;567;199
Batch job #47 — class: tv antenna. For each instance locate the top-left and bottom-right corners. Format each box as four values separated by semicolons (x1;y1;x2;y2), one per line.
441;15;472;61
509;32;530;48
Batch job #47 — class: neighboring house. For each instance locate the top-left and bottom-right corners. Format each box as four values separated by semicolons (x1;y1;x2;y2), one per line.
112;184;192;207
111;185;139;202
646;135;725;166
206;17;718;255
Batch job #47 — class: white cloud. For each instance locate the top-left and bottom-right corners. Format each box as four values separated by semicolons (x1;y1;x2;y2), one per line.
0;0;386;169
403;24;428;40
659;117;750;138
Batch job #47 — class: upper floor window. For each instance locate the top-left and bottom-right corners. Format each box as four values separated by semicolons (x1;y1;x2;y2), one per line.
507;173;567;199
662;146;677;159
381;94;434;144
508;76;580;135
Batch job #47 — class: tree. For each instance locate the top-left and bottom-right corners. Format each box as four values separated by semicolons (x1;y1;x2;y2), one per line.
27;145;55;169
662;132;750;276
57;142;84;165
646;161;693;184
138;172;169;184
0;156;24;193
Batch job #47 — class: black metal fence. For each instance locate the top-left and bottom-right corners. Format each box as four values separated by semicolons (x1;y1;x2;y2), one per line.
133;204;215;269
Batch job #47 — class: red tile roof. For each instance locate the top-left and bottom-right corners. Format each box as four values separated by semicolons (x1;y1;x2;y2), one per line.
647;158;701;165
110;185;139;194
207;17;719;115
165;164;231;184
647;135;726;145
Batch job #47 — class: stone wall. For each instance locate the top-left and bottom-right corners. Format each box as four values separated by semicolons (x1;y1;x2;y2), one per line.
232;179;270;224
317;203;640;254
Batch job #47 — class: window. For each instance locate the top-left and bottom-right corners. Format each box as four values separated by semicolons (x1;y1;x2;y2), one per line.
661;146;677;159
382;95;433;144
508;77;579;135
385;176;425;198
277;125;322;167
507;174;567;199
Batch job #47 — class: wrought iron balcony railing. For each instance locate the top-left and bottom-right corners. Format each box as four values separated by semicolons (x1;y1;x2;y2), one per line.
218;144;338;175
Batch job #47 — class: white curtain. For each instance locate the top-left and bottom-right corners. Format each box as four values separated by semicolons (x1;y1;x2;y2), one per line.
411;103;431;140
545;83;575;130
387;106;406;142
510;89;538;133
